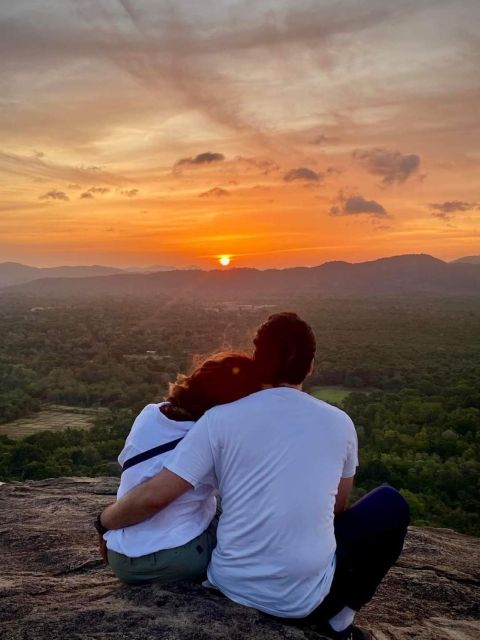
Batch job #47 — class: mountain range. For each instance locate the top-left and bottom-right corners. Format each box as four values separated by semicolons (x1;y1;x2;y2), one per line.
1;254;479;299
0;262;202;289
0;262;124;289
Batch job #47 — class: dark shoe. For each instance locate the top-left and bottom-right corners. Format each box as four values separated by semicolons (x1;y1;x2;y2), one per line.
310;622;371;640
344;626;371;640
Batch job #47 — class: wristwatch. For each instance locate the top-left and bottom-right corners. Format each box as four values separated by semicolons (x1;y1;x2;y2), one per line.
94;513;109;536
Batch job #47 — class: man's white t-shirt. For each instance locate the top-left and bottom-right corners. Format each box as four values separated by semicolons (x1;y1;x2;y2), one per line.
165;387;358;618
104;403;216;557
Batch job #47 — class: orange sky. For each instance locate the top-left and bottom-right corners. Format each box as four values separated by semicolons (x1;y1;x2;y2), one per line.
1;0;479;269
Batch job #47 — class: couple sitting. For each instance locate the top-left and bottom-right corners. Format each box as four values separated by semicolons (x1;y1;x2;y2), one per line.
96;312;409;640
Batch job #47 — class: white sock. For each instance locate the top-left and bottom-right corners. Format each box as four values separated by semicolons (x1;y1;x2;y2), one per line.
328;606;356;632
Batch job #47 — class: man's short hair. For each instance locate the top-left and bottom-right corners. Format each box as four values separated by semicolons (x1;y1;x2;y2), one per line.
253;312;316;385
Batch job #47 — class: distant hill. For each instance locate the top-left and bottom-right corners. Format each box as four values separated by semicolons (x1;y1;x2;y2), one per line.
453;255;480;265
0;262;124;289
3;254;480;299
124;265;199;273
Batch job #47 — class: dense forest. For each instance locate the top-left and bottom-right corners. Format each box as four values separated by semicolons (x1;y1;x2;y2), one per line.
0;294;479;535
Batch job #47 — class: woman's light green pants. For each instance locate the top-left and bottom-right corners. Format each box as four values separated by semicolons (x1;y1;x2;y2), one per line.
107;520;218;585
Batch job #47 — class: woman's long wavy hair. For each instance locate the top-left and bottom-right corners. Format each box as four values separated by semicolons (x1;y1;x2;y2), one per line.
162;352;261;422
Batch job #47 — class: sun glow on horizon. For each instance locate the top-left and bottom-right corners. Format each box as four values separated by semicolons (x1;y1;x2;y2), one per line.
219;256;231;267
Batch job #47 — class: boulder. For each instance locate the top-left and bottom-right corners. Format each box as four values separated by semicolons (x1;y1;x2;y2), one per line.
1;478;479;639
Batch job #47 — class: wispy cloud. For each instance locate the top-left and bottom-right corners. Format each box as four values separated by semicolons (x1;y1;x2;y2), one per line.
284;167;322;182
39;190;69;202
199;187;230;198
88;186;110;195
0;151;124;185
429;200;478;214
175;152;225;169
79;186;111;199
235;157;280;175
120;188;139;197
310;134;339;145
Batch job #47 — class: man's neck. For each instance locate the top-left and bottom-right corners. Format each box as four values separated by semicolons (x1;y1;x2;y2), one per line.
261;383;303;391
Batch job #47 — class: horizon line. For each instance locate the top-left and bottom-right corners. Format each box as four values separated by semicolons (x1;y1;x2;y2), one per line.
1;252;477;272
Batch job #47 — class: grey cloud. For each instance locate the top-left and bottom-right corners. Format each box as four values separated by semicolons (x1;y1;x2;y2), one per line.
284;167;322;182
326;166;342;175
311;134;339;145
330;194;387;216
429;200;477;214
88;186;110;194
175;152;225;168
199;187;230;198
39;190;69;202
120;188;139;197
80;186;110;198
431;211;450;221
353;148;420;185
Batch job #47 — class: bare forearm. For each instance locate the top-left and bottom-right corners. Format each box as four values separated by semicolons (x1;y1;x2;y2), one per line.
100;468;192;530
101;482;164;529
334;476;354;515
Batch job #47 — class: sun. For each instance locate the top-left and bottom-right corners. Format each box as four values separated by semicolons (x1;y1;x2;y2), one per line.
219;256;231;267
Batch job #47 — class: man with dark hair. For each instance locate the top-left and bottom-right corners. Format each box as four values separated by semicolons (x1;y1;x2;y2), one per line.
97;312;409;640
253;312;316;385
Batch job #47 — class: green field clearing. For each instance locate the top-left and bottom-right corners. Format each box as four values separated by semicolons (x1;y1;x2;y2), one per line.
0;405;106;440
309;386;355;405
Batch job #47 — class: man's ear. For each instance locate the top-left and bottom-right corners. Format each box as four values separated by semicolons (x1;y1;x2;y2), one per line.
307;358;314;377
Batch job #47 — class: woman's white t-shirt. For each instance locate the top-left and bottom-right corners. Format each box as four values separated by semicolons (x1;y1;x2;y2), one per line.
104;403;217;557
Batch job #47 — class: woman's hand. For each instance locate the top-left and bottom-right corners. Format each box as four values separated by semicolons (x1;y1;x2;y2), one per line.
97;533;109;564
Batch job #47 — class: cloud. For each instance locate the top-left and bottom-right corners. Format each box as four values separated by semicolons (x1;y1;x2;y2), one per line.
199;187;230;198
175;152;225;168
235;157;280;175
79;186;111;199
330;194;387;216
120;188;139;197
39;190;69;202
58;0;404;139
310;134;339;145
0;151;124;185
429;200;478;214
326;166;342;175
88;186;110;194
283;167;322;182
353;148;420;185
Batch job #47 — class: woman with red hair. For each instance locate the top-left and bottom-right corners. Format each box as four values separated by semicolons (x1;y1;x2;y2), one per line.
101;352;260;585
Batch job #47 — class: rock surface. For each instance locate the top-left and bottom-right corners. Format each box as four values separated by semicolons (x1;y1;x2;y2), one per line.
1;477;479;640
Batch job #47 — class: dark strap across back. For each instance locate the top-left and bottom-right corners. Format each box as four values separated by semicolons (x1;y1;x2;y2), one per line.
122;437;183;472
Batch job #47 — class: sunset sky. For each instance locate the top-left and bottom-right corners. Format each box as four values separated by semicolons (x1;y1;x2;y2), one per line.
1;0;479;269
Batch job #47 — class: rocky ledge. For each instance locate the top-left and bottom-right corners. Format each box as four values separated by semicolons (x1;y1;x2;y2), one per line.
0;478;479;640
